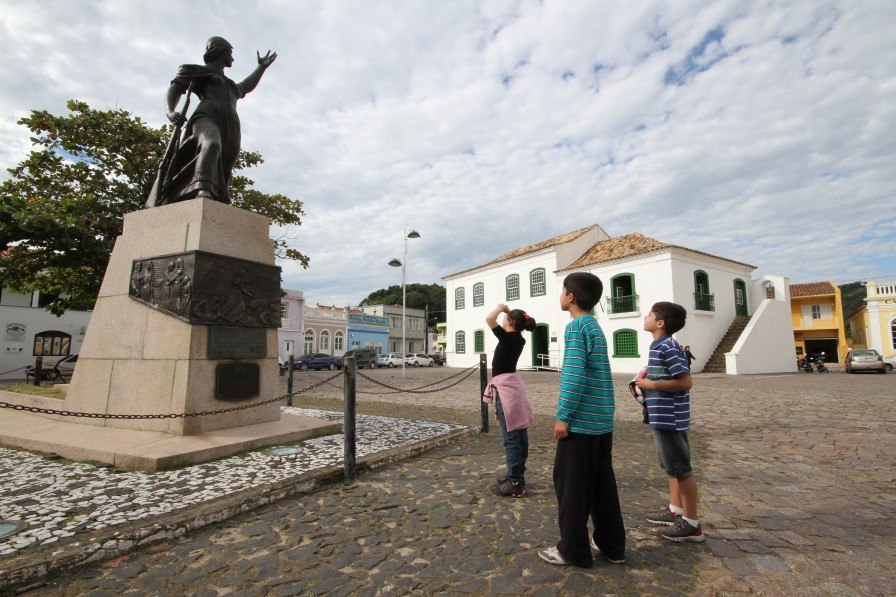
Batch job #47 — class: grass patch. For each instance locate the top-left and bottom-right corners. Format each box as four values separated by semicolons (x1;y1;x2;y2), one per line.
3;384;66;399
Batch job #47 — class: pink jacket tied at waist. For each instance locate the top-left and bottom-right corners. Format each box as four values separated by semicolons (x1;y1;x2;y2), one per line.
483;372;534;432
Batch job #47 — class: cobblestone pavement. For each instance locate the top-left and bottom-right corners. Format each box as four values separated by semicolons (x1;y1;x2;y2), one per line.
15;367;896;595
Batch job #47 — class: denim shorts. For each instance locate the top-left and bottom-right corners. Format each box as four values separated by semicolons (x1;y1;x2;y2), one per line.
652;428;692;478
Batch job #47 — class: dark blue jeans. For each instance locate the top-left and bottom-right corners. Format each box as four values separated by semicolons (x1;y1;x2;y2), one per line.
495;392;529;482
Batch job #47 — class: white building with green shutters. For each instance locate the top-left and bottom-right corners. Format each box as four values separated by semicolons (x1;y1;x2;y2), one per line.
443;225;794;375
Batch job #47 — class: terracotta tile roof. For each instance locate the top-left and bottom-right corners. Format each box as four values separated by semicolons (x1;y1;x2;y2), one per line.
561;233;756;271
789;281;837;297
445;225;598;278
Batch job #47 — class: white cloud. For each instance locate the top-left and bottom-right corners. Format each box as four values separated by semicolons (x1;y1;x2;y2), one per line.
1;0;894;306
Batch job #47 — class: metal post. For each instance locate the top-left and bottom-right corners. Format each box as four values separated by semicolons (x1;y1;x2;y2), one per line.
286;355;295;407
401;235;407;376
479;353;488;433
344;356;357;481
33;356;43;387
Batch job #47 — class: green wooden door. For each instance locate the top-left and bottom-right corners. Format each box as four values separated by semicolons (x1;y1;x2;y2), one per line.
734;280;748;316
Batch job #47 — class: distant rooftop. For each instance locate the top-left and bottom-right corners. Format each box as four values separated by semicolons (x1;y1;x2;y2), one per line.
789;281;837;297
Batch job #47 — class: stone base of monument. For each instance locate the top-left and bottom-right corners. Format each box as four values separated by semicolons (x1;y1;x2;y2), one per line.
64;198;287;435
0;391;339;471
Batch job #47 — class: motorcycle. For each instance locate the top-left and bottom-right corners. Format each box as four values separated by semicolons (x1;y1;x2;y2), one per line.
797;355;813;372
813;353;828;373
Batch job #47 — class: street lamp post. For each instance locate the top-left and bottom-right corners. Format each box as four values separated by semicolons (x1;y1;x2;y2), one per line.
388;229;420;376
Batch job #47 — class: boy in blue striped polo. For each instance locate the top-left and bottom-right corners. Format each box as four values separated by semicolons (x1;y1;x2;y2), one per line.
538;273;626;567
635;301;704;542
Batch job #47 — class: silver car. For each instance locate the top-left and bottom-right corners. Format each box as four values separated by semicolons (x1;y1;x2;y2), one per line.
845;349;886;374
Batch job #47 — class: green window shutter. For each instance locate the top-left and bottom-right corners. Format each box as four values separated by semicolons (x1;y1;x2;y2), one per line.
473;283;484;307
506;274;520;301
456;331;466;353
530;268;546;297
455;287;465;309
474;330;484;353
612;329;640;358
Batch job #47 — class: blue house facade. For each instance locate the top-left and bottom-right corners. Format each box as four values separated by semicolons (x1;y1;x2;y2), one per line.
347;311;390;354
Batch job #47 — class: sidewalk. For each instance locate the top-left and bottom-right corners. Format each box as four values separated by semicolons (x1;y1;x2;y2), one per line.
4;368;895;594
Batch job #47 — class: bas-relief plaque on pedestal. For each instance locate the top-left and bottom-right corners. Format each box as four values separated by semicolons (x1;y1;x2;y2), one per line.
128;251;281;328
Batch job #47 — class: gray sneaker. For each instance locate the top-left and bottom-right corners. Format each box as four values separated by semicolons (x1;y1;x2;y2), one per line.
660;518;705;542
646;506;680;526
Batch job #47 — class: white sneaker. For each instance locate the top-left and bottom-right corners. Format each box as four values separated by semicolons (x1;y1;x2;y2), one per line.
537;546;570;566
589;537;625;564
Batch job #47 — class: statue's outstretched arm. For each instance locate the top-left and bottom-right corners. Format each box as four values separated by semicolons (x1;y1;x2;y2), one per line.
165;84;188;126
237;50;277;96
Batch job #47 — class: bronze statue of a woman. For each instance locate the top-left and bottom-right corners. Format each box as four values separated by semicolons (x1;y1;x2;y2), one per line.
146;37;276;207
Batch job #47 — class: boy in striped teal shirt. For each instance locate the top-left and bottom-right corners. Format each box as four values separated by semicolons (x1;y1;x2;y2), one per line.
538;273;626;568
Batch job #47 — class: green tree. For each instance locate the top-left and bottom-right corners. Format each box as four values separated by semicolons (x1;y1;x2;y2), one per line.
0;100;308;315
359;283;446;327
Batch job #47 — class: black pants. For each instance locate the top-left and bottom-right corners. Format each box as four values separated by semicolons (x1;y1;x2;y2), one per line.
553;431;626;566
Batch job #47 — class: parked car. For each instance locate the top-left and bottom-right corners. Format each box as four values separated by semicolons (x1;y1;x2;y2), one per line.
378;353;406;368
844;349;887;374
428;353;446;366
25;354;78;383
884;354;896;372
405;353;434;367
342;348;378;369
294;353;342;371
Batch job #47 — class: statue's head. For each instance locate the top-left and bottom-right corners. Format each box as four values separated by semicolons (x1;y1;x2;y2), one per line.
204;37;234;64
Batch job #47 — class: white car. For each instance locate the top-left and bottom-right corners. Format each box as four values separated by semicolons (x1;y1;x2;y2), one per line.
884;354;896;372
405;353;434;367
377;353;406;368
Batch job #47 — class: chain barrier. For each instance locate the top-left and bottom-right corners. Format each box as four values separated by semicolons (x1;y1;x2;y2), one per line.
0;370;343;420
355;364;480;394
318;362;480;395
0;365;30;377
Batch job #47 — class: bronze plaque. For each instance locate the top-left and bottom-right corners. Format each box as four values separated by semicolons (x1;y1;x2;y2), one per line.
208;326;267;359
128;250;281;327
215;363;260;401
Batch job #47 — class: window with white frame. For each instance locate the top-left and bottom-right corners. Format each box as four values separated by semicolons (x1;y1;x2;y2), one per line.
455;287;465;309
334;331;344;351
303;330;314;353
891;319;896;348
281;302;289;319
811;305;821;320
320;330;330;351
410;318;419;331
530;268;546;296
456;331;466;353
392;317;401;328
506;274;520;301
473;283;484;307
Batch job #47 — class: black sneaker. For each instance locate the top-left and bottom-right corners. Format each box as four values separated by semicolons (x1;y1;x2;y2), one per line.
646;506;681;526
491;478;524;497
496;473;525;487
660;518;705;542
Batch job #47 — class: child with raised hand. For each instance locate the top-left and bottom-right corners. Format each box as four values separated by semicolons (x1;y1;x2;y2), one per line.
636;301;703;542
482;303;536;497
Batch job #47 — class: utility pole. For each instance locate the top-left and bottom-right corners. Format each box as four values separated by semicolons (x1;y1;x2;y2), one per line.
424;303;428;353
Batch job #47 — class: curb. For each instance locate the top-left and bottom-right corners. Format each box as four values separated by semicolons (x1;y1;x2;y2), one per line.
1;426;477;590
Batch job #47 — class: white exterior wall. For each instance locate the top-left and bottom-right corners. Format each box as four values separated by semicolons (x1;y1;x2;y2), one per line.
1;301;91;380
277;289;304;365
725;276;795;374
445;250;560;369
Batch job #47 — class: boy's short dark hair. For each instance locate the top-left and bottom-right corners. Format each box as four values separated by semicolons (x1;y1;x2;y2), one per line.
563;272;603;312
651;302;687;335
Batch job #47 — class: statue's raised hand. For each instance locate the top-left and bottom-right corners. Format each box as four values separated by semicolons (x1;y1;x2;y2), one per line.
257;50;277;68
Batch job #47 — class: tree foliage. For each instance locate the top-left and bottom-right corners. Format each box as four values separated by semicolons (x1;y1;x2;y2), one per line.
359;283;446;326
0;100;308;315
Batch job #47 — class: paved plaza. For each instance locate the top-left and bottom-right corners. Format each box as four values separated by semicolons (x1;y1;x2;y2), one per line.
2;367;894;594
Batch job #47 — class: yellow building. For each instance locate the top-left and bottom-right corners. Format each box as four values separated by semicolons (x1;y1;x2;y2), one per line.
846;282;896;358
789;281;848;363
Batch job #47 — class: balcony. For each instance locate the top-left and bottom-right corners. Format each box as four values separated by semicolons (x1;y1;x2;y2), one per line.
694;292;715;311
609;294;639;314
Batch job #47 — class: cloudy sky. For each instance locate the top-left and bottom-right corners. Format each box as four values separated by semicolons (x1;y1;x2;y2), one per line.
2;0;894;306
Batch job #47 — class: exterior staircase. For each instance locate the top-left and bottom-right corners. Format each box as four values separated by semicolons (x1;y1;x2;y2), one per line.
702;316;751;373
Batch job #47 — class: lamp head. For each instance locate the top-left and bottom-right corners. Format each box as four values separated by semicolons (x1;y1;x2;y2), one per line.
406;230;421;239
388;258;402;268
